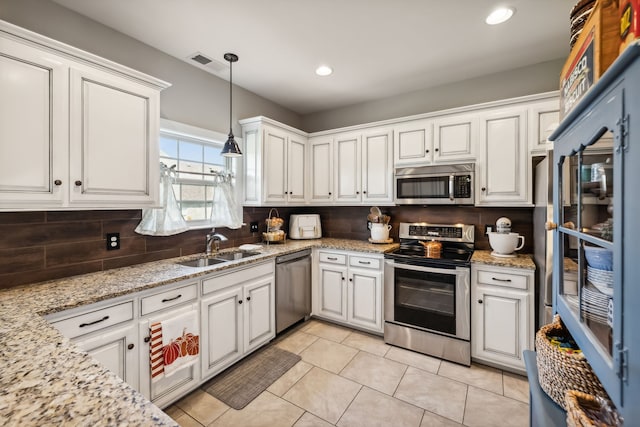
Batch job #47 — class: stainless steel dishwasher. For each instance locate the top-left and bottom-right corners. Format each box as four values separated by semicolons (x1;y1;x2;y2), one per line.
275;249;312;334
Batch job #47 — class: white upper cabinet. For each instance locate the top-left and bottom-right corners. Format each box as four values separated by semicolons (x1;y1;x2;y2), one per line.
393;120;432;166
528;99;560;155
240;118;308;206
335;133;362;203
308;136;334;203
477;106;530;206
0;21;170;211
432;113;478;163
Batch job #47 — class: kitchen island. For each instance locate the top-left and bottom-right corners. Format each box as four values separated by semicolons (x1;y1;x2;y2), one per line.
0;238;397;425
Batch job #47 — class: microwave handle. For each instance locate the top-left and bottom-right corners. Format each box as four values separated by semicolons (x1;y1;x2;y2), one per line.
449;175;454;201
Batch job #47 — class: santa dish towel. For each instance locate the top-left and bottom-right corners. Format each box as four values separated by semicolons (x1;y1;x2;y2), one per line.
150;310;199;381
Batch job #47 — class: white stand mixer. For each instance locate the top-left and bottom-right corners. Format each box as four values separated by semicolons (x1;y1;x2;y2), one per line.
487;217;525;258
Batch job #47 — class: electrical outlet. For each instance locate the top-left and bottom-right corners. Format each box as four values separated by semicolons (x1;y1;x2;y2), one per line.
249;221;259;233
484;224;493;235
106;233;120;250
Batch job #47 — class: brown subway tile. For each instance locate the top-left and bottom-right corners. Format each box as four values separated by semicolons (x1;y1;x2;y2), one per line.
46;210;142;222
0;247;45;274
46;237;146;267
103;249;181;270
0;222;102;249
0;261;103;290
0;211;46;225
103;219;144;238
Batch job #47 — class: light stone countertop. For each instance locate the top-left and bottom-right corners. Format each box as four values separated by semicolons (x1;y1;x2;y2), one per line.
471;250;536;270
0;238;398;426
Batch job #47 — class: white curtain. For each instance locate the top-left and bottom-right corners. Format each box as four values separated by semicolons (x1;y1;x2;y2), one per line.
210;173;243;229
135;164;189;236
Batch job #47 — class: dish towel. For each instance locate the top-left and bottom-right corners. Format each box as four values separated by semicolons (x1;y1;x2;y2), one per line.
150;310;199;382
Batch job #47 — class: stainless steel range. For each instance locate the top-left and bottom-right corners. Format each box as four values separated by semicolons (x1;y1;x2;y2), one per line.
384;222;474;366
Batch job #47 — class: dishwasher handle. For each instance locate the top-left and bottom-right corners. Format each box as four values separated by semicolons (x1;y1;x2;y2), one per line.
276;249;312;264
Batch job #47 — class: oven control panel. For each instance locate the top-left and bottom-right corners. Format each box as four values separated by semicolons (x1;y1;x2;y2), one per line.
399;223;475;243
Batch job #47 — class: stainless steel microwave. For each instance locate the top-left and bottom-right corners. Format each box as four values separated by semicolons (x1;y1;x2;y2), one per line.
394;163;475;205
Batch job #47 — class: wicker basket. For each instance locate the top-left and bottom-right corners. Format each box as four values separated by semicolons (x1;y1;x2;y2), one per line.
565;390;622;426
536;315;608;409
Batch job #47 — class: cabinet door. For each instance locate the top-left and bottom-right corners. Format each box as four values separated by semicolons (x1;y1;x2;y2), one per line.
362;129;393;203
348;269;383;332
335;134;362;203
472;285;529;371
242;126;262;205
393;120;431;166
309;137;334;203
243;278;275;353
201;287;243;378
262;127;288;203
68;66;159;206
317;263;348;321
75;322;138;389
477;108;529;205
433;114;477;163
287;135;306;203
0;37;67;207
529;100;560;155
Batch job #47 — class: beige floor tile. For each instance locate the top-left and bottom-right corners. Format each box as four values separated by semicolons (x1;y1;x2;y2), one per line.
175;389;229;425
164;406;204;427
275;331;319;355
337;387;424;427
437;361;503;395
340;351;407;395
394;366;467;423
211;391;304;427
303;320;352;342
282;366;361;424
300;338;359;373
268;360;314;396
385;346;441;374
503;372;529;404
420;410;464;427
341;331;391;356
463;386;529;427
294;412;334;427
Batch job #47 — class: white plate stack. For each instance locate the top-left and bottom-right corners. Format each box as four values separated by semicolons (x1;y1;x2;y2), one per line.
586;266;613;296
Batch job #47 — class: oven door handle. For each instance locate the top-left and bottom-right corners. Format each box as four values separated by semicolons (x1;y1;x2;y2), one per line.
449;174;455;201
384;259;460;276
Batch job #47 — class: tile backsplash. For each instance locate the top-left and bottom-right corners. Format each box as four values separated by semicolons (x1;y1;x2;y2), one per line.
0;205;533;290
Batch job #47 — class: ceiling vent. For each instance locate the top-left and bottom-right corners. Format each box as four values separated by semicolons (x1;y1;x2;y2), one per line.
188;52;228;73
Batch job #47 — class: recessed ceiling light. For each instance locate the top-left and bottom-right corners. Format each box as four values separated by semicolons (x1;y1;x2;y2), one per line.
315;65;333;76
485;7;515;25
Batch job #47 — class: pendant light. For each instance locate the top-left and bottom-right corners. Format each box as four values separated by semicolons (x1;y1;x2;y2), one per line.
221;52;242;157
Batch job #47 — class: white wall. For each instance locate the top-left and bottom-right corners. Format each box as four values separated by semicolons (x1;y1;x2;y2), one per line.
0;0;303;136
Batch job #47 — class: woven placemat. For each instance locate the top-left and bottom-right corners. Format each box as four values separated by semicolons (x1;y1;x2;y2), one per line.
201;345;301;409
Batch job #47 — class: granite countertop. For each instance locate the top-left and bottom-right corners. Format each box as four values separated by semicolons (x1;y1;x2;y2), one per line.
0;238;397;425
471;250;536;270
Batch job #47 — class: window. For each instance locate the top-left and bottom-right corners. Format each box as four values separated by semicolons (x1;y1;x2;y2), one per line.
159;119;240;228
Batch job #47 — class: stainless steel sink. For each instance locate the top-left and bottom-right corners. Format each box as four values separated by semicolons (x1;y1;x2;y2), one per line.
213;251;261;261
178;258;228;268
177;251;261;267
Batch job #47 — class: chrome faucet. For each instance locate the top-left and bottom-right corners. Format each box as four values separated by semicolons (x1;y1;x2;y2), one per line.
205;228;228;256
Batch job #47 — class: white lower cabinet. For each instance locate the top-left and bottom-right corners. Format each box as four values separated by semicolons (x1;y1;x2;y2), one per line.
200;261;275;380
314;250;383;333
471;263;534;372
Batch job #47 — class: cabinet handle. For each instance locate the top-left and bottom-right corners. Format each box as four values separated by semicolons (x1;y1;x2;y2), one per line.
356;191;360;194
342;276;345;281
54;179;62;186
238;299;243;304
481;187;486;192
79;315;109;328
127;343;135;350
327;257;338;261
425;149;429;153
329;192;332;195
435;148;439;152
363;190;367;194
144;336;151;343
478;299;483;304
491;277;512;282
349;278;353;282
358;260;371;265
75;180;82;186
247;296;251;301
161;294;182;303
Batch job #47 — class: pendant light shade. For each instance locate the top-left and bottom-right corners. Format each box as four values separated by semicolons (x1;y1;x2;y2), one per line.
221;52;242;157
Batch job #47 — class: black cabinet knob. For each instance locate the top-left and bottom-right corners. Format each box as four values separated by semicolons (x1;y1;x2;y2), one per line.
127;343;135;350
75;180;82;186
54;179;62;186
247;296;251;301
238;300;243;304
435;148;439;152
425;149;429;153
478;299;483;304
481;187;486;192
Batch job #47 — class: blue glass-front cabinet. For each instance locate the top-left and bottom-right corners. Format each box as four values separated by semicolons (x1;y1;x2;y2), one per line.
549;42;640;421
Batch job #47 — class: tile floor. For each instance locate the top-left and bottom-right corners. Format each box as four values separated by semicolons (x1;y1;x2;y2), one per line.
165;320;530;427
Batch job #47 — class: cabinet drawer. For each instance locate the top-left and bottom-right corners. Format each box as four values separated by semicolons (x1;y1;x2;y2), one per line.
476;269;529;290
141;283;198;316
51;301;134;339
202;261;274;295
349;255;381;270
318;252;347;265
